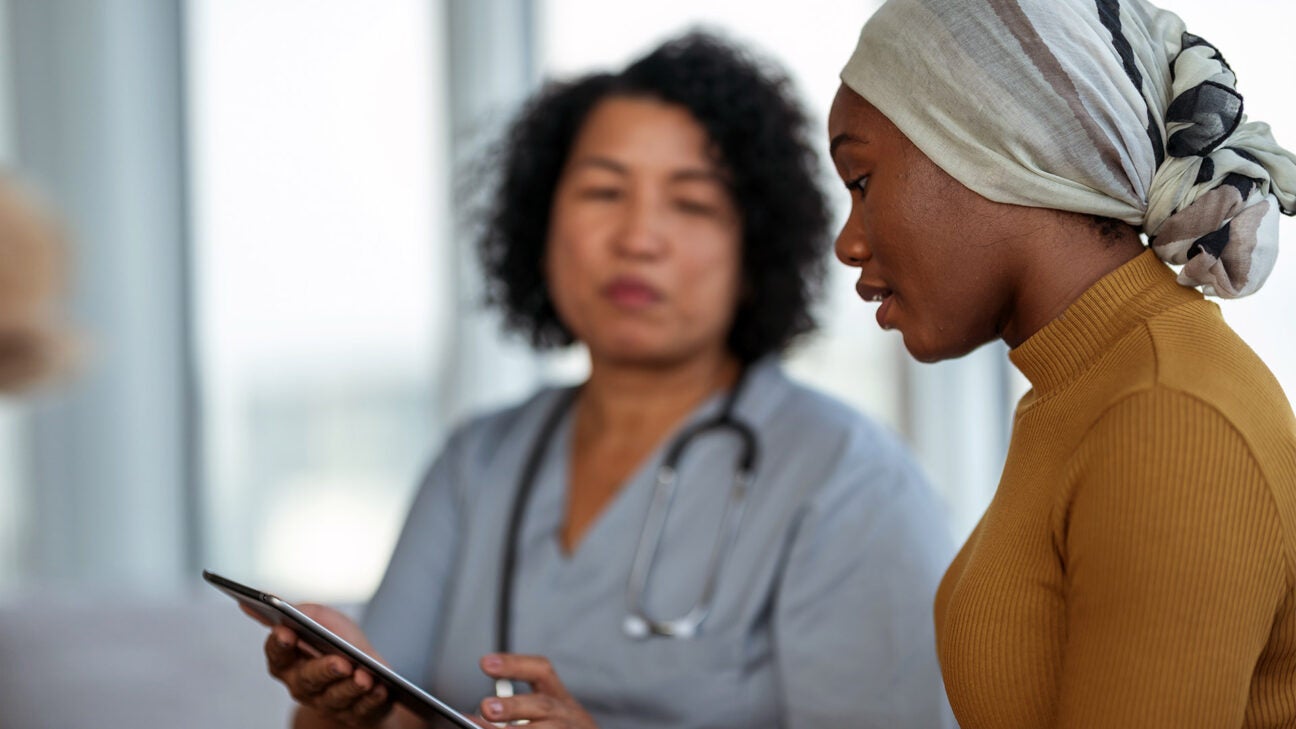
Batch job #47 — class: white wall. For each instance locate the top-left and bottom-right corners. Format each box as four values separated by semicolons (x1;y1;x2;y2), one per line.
0;0;32;596
0;0;10;156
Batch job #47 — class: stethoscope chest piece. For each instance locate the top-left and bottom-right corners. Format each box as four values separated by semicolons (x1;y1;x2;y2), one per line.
622;614;651;640
622;613;703;640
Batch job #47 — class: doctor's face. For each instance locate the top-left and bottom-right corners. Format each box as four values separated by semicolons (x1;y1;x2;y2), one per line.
545;96;743;368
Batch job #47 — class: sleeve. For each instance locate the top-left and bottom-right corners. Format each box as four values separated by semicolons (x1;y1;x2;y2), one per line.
1055;388;1288;728
360;426;469;686
772;438;957;729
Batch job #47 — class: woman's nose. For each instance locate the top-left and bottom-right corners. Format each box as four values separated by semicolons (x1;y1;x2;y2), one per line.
615;194;666;258
834;216;871;267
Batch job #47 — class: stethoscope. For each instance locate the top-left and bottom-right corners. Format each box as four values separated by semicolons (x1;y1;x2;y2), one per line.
496;368;758;664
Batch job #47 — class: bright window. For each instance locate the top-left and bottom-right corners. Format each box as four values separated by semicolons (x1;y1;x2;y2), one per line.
186;0;447;601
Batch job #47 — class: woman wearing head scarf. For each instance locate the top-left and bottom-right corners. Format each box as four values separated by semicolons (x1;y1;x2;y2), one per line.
830;0;1296;726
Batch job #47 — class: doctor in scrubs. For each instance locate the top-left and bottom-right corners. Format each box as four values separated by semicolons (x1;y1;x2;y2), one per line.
258;33;954;729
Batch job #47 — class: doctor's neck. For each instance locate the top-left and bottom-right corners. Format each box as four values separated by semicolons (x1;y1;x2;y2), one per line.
578;349;740;436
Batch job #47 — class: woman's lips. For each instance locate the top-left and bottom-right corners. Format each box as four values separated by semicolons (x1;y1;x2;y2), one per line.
855;280;896;330
602;276;664;309
876;295;896;330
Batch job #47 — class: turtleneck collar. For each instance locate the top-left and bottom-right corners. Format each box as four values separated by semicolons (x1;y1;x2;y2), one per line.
1009;249;1203;396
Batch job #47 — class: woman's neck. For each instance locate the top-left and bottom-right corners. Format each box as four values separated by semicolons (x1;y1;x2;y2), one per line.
1002;215;1146;348
576;351;741;441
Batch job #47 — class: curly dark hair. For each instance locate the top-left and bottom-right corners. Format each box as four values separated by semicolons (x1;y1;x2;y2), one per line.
477;31;831;363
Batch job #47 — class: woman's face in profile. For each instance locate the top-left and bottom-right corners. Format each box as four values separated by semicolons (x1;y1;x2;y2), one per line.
545;96;743;367
828;85;1026;362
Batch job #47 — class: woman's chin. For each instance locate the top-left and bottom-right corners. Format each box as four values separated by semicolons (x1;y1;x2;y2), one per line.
588;340;688;368
584;324;726;364
902;330;992;364
900;327;959;364
905;342;951;364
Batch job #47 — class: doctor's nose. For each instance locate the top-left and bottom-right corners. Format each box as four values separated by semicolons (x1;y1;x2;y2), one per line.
614;194;667;259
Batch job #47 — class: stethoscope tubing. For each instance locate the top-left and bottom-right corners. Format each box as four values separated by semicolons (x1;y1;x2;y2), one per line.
496;368;757;654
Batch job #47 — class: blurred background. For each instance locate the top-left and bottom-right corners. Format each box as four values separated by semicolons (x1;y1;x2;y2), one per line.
0;0;1292;726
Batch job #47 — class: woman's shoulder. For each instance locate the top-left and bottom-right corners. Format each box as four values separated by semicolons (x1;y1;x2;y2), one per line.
1062;298;1294;454
1139;302;1296;457
1146;301;1289;401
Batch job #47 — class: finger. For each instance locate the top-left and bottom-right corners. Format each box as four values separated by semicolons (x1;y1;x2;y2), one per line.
346;682;391;720
480;693;564;724
315;673;372;712
480;654;572;700
264;629;300;675
296;654;355;694
272;624;299;647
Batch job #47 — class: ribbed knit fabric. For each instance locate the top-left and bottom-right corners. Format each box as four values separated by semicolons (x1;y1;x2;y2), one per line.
934;249;1296;728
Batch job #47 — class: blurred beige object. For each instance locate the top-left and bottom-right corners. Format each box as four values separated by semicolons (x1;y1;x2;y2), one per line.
0;174;68;392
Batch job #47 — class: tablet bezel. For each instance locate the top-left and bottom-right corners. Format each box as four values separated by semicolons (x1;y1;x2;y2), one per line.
203;569;480;729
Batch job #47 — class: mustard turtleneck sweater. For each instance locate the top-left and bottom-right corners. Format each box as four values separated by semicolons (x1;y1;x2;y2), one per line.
934;250;1296;728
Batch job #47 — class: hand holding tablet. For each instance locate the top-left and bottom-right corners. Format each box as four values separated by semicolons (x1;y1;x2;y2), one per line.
204;570;482;729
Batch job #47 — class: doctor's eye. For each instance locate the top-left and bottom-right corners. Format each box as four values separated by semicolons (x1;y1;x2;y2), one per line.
673;198;721;217
579;186;623;202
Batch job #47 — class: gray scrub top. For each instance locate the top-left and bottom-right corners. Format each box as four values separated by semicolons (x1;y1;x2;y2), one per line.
362;359;955;728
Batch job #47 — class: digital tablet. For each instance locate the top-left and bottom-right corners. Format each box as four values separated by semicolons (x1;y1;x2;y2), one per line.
203;569;481;729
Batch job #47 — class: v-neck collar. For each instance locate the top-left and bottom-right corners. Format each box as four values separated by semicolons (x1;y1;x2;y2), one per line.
517;356;786;564
546;385;731;563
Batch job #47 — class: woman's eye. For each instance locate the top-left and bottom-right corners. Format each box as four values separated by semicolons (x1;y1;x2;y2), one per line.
846;175;869;195
580;186;622;201
674;199;719;216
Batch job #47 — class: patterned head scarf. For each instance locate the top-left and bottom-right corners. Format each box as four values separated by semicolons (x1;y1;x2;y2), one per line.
840;0;1296;297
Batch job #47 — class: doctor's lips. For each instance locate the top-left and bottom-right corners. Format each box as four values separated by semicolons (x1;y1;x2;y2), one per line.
602;275;664;308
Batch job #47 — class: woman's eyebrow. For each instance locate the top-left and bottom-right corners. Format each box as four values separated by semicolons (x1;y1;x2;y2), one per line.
829;133;869;158
571;157;725;184
569;156;628;175
669;168;726;184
